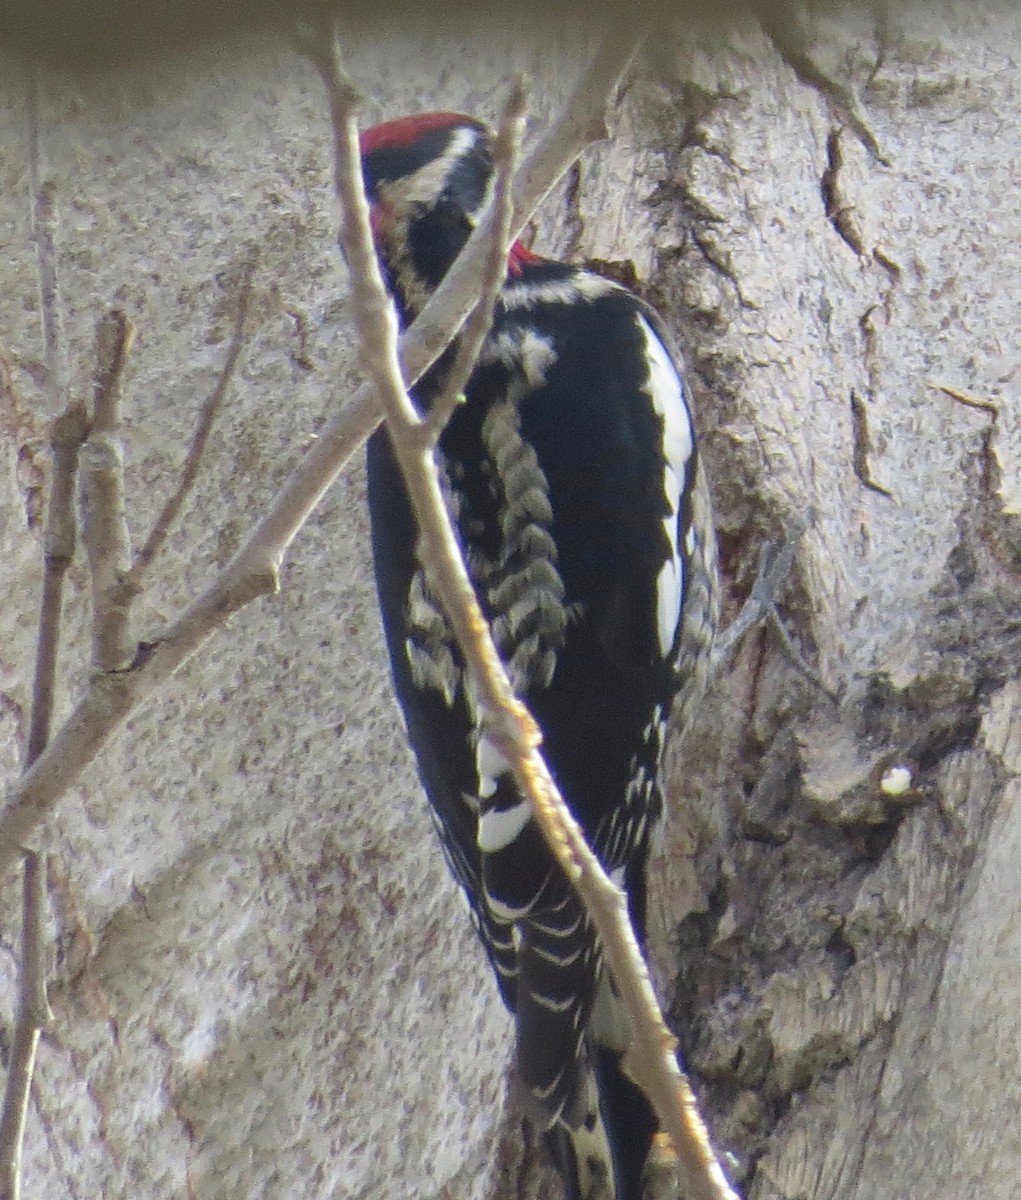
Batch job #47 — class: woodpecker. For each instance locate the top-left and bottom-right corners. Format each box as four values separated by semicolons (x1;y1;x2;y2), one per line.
361;113;718;1200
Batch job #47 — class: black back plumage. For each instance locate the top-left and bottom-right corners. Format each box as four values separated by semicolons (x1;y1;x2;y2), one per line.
362;113;718;1200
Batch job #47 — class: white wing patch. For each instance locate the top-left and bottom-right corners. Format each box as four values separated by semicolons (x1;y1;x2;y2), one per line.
478;800;532;853
634;313;694;659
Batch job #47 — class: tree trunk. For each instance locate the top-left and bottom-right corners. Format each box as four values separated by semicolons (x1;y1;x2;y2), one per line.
0;6;1017;1199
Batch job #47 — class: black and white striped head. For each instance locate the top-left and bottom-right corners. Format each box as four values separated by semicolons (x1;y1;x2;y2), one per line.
360;112;494;316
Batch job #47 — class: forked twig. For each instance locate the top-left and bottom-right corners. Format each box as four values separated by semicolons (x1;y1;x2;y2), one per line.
0;402;86;1200
0;20;716;1197
305;19;737;1200
0;14;651;903
2;86;257;1200
0;32;640;1197
0;75;84;1200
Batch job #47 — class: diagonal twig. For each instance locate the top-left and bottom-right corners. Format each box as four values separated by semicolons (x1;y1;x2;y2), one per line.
128;252;258;590
25;68;67;410
28;402;89;761
81;311;135;673
305;18;737;1200
423;79;528;442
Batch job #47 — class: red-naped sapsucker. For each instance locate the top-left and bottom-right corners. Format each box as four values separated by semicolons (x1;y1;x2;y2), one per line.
361;112;718;1200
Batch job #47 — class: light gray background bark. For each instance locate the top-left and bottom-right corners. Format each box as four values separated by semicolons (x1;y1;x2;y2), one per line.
0;5;1018;1199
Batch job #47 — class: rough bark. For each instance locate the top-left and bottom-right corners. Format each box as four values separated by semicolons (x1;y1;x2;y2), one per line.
0;6;1017;1199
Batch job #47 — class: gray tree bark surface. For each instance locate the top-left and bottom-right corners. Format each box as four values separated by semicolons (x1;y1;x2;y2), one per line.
0;6;1017;1199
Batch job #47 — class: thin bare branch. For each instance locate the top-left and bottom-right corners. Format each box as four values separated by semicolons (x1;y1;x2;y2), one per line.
306;20;736;1200
304;28;418;433
0;81;85;1200
0;28;684;1187
0;402;85;1200
0;855;50;1200
19;859;49;1031
508;22;641;238
424;78;528;442
81;311;135;673
90;310;133;433
129;253;258;588
25;69;67;410
29;402;89;763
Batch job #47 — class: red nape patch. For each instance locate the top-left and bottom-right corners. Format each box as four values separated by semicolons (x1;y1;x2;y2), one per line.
508;240;544;278
359;112;472;155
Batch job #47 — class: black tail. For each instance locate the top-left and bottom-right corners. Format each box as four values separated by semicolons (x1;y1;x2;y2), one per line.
594;1043;659;1198
544;1041;659;1200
